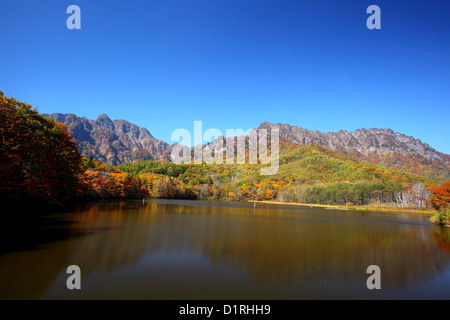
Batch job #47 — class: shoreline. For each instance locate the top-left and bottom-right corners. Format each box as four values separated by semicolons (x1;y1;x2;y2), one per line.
255;200;435;216
144;198;436;216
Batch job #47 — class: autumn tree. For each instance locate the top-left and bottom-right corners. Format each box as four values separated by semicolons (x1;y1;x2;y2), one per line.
0;91;82;207
429;181;450;211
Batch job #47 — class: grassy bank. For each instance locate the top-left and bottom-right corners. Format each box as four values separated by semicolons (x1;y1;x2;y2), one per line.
256;200;435;215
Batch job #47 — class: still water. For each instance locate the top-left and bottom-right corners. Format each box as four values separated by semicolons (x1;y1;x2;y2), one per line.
1;199;449;299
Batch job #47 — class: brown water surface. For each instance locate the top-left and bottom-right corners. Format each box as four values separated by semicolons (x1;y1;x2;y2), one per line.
1;199;449;299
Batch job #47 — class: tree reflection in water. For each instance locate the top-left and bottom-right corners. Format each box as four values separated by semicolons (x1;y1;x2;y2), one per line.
1;200;449;299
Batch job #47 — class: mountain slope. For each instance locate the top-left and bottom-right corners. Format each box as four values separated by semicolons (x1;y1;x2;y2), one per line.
44;113;449;181
277;139;424;183
118;138;429;206
258;122;450;181
44;113;171;165
259;121;443;160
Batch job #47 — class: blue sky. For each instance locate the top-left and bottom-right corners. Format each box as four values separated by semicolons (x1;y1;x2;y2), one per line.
1;0;449;153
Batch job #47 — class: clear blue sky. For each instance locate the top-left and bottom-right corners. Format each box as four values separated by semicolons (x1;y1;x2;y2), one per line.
1;0;449;153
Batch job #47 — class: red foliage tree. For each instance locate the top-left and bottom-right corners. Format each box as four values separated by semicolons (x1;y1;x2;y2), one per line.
429;181;450;211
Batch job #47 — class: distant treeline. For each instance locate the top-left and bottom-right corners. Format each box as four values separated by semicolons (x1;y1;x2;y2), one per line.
118;160;190;177
302;182;429;207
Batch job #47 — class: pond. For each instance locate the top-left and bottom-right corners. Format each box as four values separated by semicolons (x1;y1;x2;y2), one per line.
1;199;449;299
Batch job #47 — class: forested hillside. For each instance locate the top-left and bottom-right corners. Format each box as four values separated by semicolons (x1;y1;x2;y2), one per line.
116;138;434;208
259;122;450;182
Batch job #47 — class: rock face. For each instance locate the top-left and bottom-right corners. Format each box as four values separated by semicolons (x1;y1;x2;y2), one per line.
258;122;446;161
44;113;171;165
44;113;449;172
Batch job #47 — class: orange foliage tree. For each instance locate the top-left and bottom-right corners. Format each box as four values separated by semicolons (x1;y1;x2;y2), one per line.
429;181;450;211
79;158;147;199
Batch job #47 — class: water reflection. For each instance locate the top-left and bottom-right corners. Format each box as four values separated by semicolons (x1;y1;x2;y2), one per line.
433;227;450;253
1;200;449;299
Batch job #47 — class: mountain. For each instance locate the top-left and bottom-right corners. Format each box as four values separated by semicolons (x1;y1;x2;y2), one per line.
258;122;450;181
44;113;171;165
44;113;449;181
201;122;449;181
258;122;443;160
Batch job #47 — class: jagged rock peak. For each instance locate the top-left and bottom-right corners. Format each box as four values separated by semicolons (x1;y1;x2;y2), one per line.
43;113;171;165
256;121;444;161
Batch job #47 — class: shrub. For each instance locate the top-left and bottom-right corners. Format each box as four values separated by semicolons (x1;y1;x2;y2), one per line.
430;208;450;226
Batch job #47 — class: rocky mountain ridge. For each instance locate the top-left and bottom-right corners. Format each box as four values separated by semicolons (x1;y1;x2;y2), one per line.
258;121;446;162
44;114;449;179
44;113;171;165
